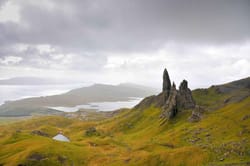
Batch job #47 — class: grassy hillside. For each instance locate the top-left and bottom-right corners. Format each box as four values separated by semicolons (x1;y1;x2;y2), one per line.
0;78;249;165
193;77;250;110
0;94;249;165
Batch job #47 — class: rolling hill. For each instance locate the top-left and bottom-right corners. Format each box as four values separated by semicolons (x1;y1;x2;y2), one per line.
0;83;156;116
0;72;249;166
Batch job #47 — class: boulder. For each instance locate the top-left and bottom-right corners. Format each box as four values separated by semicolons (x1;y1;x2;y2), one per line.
85;127;99;136
27;153;46;161
31;130;49;137
188;105;204;122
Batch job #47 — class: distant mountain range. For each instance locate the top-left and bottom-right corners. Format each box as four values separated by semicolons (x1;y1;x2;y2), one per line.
0;83;157;116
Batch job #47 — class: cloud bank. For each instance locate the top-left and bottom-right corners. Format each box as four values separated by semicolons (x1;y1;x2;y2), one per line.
0;0;249;89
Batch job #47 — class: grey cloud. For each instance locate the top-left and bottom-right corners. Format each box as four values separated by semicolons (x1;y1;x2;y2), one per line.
0;0;249;88
0;45;107;70
0;0;7;7
0;0;249;52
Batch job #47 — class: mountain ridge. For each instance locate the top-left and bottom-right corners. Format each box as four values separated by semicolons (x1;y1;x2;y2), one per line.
0;83;156;116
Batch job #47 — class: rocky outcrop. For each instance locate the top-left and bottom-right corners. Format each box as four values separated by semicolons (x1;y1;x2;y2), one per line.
31;130;49;137
134;68;196;123
162;69;171;99
27;153;47;161
160;69;196;123
160;83;178;125
177;80;196;110
188;105;204;122
85;127;99;136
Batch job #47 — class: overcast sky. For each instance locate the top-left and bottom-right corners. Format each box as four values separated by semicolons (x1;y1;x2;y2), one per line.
0;0;249;89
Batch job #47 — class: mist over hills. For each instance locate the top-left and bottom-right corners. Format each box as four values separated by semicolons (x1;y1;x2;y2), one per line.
0;83;157;116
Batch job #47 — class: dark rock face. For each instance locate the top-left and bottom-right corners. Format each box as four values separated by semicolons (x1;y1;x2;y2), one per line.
177;80;196;110
162;69;171;98
160;69;196;122
134;68;197;123
161;83;178;123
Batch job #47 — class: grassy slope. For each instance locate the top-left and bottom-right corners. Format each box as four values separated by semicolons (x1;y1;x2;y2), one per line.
0;95;250;165
0;117;33;125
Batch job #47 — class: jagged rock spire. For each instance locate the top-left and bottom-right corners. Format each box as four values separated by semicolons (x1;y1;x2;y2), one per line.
172;82;176;89
179;79;188;91
162;68;171;92
161;77;196;123
178;79;196;109
135;69;196;124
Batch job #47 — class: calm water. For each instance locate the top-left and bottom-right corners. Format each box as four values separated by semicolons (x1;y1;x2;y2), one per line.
0;85;143;112
49;97;143;112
